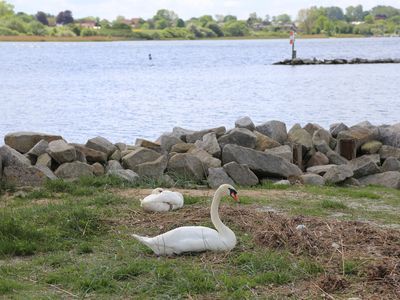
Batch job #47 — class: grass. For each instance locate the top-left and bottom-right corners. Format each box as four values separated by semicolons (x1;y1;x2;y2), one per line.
0;178;399;298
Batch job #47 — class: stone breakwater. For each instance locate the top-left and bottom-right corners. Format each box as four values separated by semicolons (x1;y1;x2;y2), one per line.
1;118;400;189
273;58;400;65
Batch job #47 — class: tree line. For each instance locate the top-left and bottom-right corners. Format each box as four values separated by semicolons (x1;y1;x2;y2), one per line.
0;0;399;39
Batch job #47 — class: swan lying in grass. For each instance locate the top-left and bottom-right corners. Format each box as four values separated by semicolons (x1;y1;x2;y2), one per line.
132;184;239;255
140;188;184;212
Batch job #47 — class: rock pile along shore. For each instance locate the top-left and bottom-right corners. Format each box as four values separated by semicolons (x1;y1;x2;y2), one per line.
1;118;400;189
273;58;400;65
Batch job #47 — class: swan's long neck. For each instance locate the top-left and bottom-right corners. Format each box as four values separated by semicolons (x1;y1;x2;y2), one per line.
210;186;230;235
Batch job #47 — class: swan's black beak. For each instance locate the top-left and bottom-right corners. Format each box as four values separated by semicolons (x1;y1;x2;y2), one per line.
229;188;239;202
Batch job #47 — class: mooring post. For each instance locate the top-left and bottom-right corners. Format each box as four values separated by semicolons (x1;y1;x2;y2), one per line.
290;24;297;60
339;139;356;160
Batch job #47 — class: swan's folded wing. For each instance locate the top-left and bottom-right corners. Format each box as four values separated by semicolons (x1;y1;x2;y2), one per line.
157;192;184;207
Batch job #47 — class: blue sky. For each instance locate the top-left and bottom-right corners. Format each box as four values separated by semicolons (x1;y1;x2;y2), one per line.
8;0;400;20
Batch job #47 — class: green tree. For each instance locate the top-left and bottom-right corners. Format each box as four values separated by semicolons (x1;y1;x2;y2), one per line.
198;15;213;27
155;19;168;29
35;11;48;25
207;22;224;36
364;15;374;24
176;18;185;27
223;15;237;22
370;6;400;18
153;9;178;27
297;7;325;34
247;12;261;26
0;0;14;17
222;20;249;36
273;14;291;24
345;5;364;21
56;10;73;25
325;7;344;20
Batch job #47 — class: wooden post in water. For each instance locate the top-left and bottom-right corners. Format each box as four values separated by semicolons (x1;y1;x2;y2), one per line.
290;24;297;60
339;139;356;160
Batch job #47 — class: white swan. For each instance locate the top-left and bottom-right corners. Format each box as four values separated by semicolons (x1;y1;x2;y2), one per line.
140;188;184;212
132;184;239;255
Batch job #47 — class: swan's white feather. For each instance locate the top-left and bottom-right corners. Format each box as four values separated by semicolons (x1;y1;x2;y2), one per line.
140;190;184;212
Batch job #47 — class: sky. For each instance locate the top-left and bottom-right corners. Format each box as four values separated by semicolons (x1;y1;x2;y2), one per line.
8;0;400;20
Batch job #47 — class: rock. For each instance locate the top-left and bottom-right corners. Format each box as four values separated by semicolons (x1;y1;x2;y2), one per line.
306;164;337;176
75;148;87;163
382;157;400;172
326;150;348;165
329;123;349;138
253;131;280;151
194;132;221;157
312;129;332;147
218;128;257;149
303;123;323;136
47;140;76;164
171;143;194;153
288;124;313;151
167;153;205;181
105;160;123;172
379;145;400;160
337;126;378;150
133;155;168;178
171;127;196;141
135;139;161;153
207;167;235;189
222;144;302;178
378;125;400;147
323;165;353;184
35;153;52;169
86;136;117;157
160;135;182;153
358;171;400;189
264;145;292;162
255;120;287;144
121;150;134;158
314;140;331;155
122;147;161;170
115;142;128;152
361;140;382;154
0;155;2;180
55;162;94;179
90;163;104;176
110;149;122;161
71;144;107;164
0;145;31;167
3;165;57;186
26;140;49;163
107;169;139;183
223;162;259;186
235;116;255;131
306;152;329;168
4;131;62;154
348;155;381;178
301;174;325;186
188;148;221;170
185;126;226;144
342;177;361;187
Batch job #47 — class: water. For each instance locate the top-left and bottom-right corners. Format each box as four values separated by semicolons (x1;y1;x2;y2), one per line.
1;38;399;144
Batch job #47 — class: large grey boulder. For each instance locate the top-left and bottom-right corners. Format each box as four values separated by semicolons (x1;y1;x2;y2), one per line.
264;145;292;162
288;124;313;151
86;136;117;157
167;153;205;181
115;142;128;152
253;131;280;151
364;154;381;166
36;153;52;169
326;150;348;165
110;150;122;161
329;123;349;138
160;135;182;153
301;174;325;186
4;131;62;154
133;155;168;178
307;152;329;168
194;132;221;157
337;126;378;149
71;143;107;164
306;164;337;176
3;165;56;186
188;148;221;170
360;140;382;154
91;163;105;176
0;145;31;167
222;144;302;178
235;116;255;131
55;162;94;179
107;169;139;183
185;126;226;144
255;120;287;144
135;139;161;153
171;127;196;141
122;147;161;170
223;162;259;186
312;129;332;148
218;128;257;149
379;145;400;160
382;157;400;172
358;171;400;189
323;165;353;184
171;143;194;153
48;140;76;164
207;167;235;189
303;123;323;136
26;140;49;163
348;155;381;178
378;124;400;147
105;160;124;173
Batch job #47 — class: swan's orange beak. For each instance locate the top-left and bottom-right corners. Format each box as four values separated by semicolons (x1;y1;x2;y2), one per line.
231;193;239;202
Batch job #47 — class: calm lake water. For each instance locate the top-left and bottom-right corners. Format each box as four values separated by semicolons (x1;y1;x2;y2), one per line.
1;38;399;144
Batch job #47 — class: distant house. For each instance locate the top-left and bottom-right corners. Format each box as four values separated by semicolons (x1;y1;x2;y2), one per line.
121;18;142;28
375;14;388;20
351;21;365;25
79;20;100;29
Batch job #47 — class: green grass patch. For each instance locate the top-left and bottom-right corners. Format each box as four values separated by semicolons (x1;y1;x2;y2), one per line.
320;199;348;209
0;278;24;295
